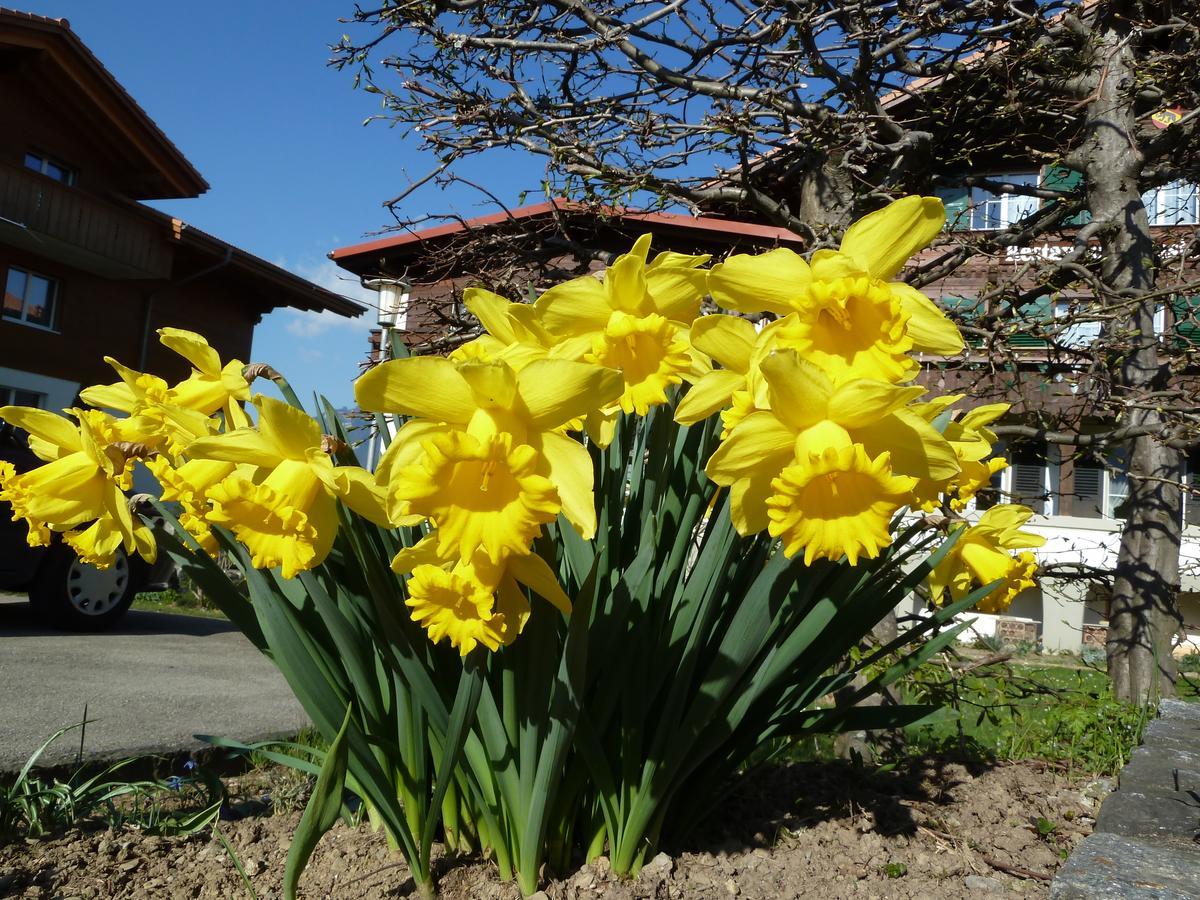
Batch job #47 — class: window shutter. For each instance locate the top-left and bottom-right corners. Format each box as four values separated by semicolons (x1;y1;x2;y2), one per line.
1011;462;1046;513
1072;464;1103;518
1186;452;1200;528
1041;165;1091;226
1009;295;1052;348
942;295;985;347
1173;296;1200;348
936;185;970;231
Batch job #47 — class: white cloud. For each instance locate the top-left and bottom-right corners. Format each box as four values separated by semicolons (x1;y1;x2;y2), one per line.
272;257;377;340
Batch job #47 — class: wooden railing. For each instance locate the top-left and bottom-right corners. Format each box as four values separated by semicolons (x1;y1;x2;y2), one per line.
0;161;172;279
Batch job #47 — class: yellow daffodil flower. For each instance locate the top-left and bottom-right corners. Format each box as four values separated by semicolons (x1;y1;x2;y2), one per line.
158;327;252;428
144;456;243;555
357;355;622;538
674;314;771;437
79;357;214;458
704;350;958;534
391;430;561;564
767;445;918;565
707;196;964;384
533;234;709;421
928;504;1045;613
449;288;555;370
187;396;390;578
394;534;572;656
0;406;156;565
908;399;1010;510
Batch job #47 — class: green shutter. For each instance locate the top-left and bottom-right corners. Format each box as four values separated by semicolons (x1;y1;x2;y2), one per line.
936;184;970;231
1009;295;1053;348
1173;295;1200;348
1041;165;1091;225
941;295;985;347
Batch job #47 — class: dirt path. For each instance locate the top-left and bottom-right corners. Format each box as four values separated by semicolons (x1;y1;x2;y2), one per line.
0;757;1106;899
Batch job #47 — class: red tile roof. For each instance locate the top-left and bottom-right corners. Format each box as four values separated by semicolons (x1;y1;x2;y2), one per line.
329;200;805;261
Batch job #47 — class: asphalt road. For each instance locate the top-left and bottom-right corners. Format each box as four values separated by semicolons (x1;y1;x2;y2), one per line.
0;594;309;770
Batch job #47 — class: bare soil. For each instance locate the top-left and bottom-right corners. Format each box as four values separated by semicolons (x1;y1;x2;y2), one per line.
0;757;1106;899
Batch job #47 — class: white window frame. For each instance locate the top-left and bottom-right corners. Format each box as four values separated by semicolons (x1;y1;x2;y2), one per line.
3;266;61;331
1141;180;1198;226
23;150;76;186
0;385;46;408
969;173;1041;230
993;445;1059;516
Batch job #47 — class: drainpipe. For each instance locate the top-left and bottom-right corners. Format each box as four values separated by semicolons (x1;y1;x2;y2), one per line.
137;245;234;370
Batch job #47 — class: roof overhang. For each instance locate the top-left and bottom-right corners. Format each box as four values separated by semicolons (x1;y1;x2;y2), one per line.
0;8;208;199
329;200;806;277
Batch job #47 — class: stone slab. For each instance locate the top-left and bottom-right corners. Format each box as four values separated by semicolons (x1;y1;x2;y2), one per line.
1160;699;1200;723
1051;831;1200;899
1094;788;1200;846
1120;745;1200;795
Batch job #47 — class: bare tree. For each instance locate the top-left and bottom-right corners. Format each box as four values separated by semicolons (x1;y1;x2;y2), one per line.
332;0;1200;701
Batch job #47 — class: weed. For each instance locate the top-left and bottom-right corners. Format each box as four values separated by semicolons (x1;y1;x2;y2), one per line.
0;723;222;840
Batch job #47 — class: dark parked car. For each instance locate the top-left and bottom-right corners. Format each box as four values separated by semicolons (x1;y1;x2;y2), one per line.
0;422;172;630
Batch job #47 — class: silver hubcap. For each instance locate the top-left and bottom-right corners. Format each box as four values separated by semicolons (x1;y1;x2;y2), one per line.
67;552;128;616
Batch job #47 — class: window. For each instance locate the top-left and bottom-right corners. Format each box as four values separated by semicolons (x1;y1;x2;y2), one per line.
1053;298;1101;348
3;267;59;330
969;173;1040;230
1072;449;1129;519
23;151;75;186
0;385;45;408
1141;180;1198;226
1185;451;1200;529
1006;442;1058;516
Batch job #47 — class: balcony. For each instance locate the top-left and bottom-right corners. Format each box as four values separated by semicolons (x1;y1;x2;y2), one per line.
0;160;172;280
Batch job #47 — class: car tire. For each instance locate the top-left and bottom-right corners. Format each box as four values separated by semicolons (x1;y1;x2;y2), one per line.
28;543;141;631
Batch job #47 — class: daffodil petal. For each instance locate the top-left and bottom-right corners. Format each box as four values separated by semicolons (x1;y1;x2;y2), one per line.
888;283;965;355
464;287;519;343
507;551;572;613
256;396;322;461
704;411;795;485
517;359;624;431
79;382;138;413
758;351;832;431
707;248;808;316
535;275;612;336
839;196;945;281
187;428;281;468
675;370;746;425
159;327;222;375
355;356;477;423
329;465;392;526
690;314;758;372
540;431;596;539
852;408;960;481
827;380;925;429
391;533;442;574
0;407;82;454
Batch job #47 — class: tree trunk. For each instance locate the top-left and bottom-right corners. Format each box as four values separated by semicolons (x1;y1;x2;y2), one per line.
1078;5;1183;702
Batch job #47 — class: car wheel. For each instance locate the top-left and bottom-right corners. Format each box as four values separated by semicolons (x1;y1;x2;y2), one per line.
28;543;140;631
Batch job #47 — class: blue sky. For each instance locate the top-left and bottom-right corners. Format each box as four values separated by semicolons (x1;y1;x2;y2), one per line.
19;1;537;407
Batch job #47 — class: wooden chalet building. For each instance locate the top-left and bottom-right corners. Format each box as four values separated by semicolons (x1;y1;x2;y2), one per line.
0;9;363;412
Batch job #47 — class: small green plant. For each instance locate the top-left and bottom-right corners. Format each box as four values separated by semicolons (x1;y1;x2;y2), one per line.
0;724;222;840
1036;817;1057;837
883;862;908;878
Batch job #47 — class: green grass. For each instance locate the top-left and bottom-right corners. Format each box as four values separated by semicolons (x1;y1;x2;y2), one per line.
896;653;1194;776
132;589;227;619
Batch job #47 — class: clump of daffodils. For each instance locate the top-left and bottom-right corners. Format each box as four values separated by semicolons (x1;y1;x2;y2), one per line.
0;197;1044;653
